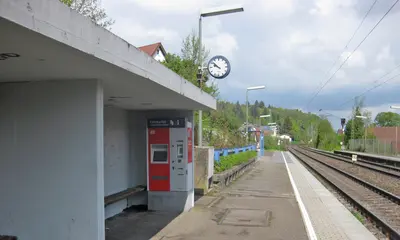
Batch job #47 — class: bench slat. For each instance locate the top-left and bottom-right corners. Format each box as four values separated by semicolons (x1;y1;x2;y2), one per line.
104;185;146;206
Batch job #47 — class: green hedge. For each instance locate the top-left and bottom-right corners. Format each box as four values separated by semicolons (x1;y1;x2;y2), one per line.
264;135;286;151
214;151;257;173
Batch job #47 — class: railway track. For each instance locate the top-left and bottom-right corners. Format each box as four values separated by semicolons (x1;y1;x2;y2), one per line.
306;147;400;175
289;146;400;240
297;147;400;197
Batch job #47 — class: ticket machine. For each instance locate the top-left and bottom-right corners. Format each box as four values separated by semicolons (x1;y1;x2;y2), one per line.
147;117;194;211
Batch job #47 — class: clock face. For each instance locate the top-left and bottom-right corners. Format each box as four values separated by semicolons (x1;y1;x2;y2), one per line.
207;55;231;79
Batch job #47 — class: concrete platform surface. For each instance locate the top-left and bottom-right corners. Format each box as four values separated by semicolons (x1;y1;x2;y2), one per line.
151;154;308;240
283;151;377;240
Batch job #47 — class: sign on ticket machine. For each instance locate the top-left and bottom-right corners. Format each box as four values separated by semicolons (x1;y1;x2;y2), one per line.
147;117;194;211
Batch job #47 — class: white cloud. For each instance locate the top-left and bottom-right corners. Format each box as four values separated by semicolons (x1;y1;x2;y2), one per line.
341;50;366;68
309;0;356;16
259;0;295;18
109;20;180;46
129;0;246;14
376;45;392;63
128;0;204;13
336;69;346;79
204;32;238;59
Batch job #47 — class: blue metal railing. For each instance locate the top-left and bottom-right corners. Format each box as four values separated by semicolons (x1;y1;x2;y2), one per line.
214;145;257;162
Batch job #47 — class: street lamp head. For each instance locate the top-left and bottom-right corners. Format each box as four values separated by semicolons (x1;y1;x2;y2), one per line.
200;5;244;17
390;105;400;109
247;85;266;91
260;115;271;118
355;115;367;119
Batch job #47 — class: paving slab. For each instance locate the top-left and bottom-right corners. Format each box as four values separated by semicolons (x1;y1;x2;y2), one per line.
284;151;377;240
151;154;308;240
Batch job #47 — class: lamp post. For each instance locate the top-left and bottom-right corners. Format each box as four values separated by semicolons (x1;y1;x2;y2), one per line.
356;115;368;150
246;86;266;143
197;5;244;147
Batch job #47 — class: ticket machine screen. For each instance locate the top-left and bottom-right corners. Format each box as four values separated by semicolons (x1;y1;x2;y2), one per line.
151;144;168;163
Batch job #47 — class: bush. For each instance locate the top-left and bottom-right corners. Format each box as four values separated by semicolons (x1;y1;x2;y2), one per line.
214;151;257;173
264;135;286;151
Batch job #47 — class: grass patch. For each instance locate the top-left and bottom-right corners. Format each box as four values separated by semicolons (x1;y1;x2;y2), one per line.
351;210;365;224
214;151;257;173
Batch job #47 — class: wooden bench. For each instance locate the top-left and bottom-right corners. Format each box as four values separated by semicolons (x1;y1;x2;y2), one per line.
104;185;146;207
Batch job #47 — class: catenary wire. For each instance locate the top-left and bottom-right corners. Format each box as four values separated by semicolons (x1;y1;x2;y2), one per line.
305;0;399;109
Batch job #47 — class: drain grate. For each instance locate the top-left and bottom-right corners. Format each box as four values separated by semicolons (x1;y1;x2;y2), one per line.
218;209;271;227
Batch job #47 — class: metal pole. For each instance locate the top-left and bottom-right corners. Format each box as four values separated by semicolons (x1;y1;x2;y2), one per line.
364;122;366;150
342;127;345;149
351;116;355;150
396;126;397;156
198;16;203;147
246;90;248;143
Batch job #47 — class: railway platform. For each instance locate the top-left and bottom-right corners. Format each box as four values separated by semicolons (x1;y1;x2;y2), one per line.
107;152;377;240
282;151;377;240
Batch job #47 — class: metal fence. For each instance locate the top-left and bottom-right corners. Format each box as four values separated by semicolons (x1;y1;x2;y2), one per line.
214;145;257;162
349;139;399;156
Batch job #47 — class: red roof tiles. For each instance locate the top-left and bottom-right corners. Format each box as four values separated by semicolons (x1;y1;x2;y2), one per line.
138;42;166;57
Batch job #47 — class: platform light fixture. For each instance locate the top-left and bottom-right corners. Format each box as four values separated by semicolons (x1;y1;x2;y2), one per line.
259;114;271;127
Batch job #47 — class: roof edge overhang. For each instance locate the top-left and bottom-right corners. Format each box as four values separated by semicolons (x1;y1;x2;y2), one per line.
0;0;216;111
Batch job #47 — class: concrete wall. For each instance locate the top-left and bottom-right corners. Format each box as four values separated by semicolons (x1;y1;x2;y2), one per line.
0;80;104;240
104;107;152;219
104;107;130;219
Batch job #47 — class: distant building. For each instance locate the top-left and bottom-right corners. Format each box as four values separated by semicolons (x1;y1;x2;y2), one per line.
279;134;292;142
260;125;277;137
370;126;400;151
138;42;167;62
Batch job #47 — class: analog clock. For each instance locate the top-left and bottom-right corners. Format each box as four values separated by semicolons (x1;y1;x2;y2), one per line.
207;55;231;79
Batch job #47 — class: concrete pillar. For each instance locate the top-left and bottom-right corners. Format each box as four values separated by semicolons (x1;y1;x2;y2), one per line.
194;146;214;195
0;80;104;240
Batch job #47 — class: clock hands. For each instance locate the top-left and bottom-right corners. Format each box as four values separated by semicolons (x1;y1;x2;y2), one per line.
213;60;224;70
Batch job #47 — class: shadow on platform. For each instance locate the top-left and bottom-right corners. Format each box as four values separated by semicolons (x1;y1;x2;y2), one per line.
105;195;204;240
105;205;179;240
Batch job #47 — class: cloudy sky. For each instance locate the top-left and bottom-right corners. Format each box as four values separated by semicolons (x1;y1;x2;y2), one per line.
102;0;400;129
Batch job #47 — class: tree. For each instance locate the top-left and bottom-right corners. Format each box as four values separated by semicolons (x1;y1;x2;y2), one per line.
281;117;293;135
163;32;218;97
344;97;369;145
163;54;218;97
181;30;209;66
315;119;336;150
59;0;114;28
374;112;400;127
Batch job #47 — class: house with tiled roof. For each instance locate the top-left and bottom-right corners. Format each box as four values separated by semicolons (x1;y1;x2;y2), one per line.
138;42;167;62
